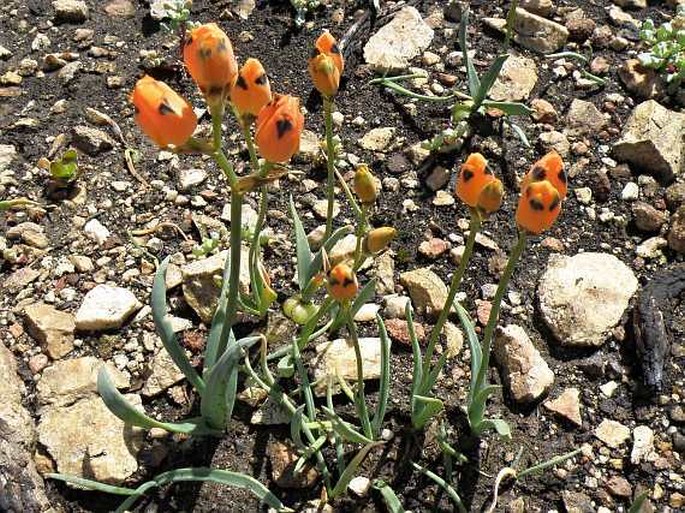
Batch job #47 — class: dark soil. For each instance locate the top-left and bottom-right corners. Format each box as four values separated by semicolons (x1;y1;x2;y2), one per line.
2;0;684;512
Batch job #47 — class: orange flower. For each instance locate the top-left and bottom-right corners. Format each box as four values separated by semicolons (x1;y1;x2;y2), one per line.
130;75;197;147
516;180;562;234
327;263;358;302
183;23;238;106
308;53;341;97
455;153;496;208
315;32;344;75
230;58;272;119
520;150;567;199
254;94;304;163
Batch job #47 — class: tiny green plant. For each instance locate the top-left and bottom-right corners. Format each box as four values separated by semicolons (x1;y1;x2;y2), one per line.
370;6;532;153
639;5;685;95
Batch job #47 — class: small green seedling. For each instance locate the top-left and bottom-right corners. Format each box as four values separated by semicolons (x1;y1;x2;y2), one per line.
639;5;685;94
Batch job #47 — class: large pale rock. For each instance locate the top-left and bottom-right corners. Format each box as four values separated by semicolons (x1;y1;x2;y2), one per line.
618;59;663;100
364;7;434;72
513;7;569;53
594;419;631;448
75;285;141;331
329;234;358;266
494;325;554;403
52;0;89;23
400;267;448;317
141;350;185;397
538;253;638;347
38;395;144;483
37;356;129;407
358;127;396;152
181;247;250;322
489;55;538;102
312;337;386;395
24;303;75;359
612;100;685;184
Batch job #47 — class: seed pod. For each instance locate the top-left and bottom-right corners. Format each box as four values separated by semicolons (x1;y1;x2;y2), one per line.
364;227;397;254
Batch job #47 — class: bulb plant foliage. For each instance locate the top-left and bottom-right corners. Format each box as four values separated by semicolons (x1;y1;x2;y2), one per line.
44;13;576;512
370;7;532;153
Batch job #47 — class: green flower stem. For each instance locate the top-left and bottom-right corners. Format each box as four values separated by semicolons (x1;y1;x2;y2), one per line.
346;307;373;439
334;168;362;219
423;211;482;381
473;230;527;395
211;104;225;152
352;205;368;271
323;96;336;240
376;79;463;103
214;149;238;188
503;0;520;51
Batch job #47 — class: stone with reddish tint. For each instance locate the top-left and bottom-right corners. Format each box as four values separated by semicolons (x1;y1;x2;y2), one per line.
418;238;450;259
24;303;75;359
385;318;425;346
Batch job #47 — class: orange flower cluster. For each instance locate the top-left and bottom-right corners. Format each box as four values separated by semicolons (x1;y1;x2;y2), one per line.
455;151;566;234
308;32;344;98
327;263;358;302
130;23;304;163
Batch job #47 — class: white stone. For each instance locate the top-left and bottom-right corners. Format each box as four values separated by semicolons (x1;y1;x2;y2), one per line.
621;182;639;201
364;7;434;71
631;425;654;464
348;476;372;497
178;168;207;190
358;127;396;152
312;338;387;395
84;218;110;245
538;253;638;347
75;285;141;331
354;303;380;322
595;419;631;448
489;55;538;102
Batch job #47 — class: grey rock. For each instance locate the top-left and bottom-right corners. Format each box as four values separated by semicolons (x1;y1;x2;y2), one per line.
612;100;685;184
566;99;607;136
618;59;663;100
38;395;144;483
267;440;318;488
6;222;49;249
489;55;538;102
494;325;555;403
0;144;18;173
312;337;387;395
181;248;250;322
631;425;654;464
633;201;668;232
613;0;647;8
358;127;396;152
538;252;638;347
72;125;115;155
400;267;448;317
24;303;75;359
83;218;110;245
520;0;553;16
57;60;81;84
364;7;434;72
513;7;569;53
37;356;129;407
178;168;207;190
374;251;395;295
141;350;185;397
52;0;89;23
75;285;141;331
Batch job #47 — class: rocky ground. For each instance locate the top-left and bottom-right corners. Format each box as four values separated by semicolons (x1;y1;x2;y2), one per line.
1;0;685;512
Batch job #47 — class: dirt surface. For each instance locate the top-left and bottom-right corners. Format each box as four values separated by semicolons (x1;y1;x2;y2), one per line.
1;0;685;512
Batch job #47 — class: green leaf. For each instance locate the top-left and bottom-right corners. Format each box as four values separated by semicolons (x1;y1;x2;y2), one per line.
330;441;383;498
373;480;406;513
481;100;533;117
506;121;531;148
277;354;295;378
474;54;509;107
152;258;205;393
411;461;467;513
372;313;391;437
321;406;374;444
290;405;307;450
308;225;353;284
294;435;327;474
412;395;444;430
97;367;217;435
205;242;238;371
455;302;480;401
289;195;313;292
114;467;293;513
46;473;137;495
459;9;480;97
475;418;512;439
628;492;649;513
201;334;261;430
405;302;423;399
50;149;79;182
467;384;501;427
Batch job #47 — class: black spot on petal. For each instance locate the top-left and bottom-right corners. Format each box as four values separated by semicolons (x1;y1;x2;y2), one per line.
529;198;545;211
532;165;546;181
200;47;212;59
217;39;227;53
255;73;268;85
331;43;340;54
549;196;561;211
342;277;354;286
462;169;474;182
558;169;567;184
158;100;175;116
236;75;248;90
276;118;293;139
310;48;320;59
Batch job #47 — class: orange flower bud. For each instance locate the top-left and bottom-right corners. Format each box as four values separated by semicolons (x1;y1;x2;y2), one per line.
130;75;197;147
308;53;341;97
516;180;562;235
254;94;305;163
230;58;272;119
477;178;504;214
455;153;496;208
364;227;396;254
327;263;358;302
183;23;238;106
314;31;344;76
353;164;377;205
520;150;567;199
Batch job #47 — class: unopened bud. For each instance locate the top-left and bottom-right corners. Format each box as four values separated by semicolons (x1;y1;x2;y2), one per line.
477;178;504;215
364;227;397;254
353;164;377;205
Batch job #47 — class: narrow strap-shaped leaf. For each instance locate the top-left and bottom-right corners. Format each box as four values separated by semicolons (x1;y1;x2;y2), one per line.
504;120;531;148
46;473;137;495
372;313;391;437
373;480;407;513
473;54;510;107
290;405;307;450
201;334;262;430
455;301;481;402
289;195;313;291
152;258;205;393
321;406;374;445
204;249;234;372
406;302;423;398
411;461;467;513
459;9;480;97
467;384;501;426
474;418;511;440
481;100;533;117
412;395;444;430
97;368;217;435
294;435;327;474
330;441;383;498
115;467;292;513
